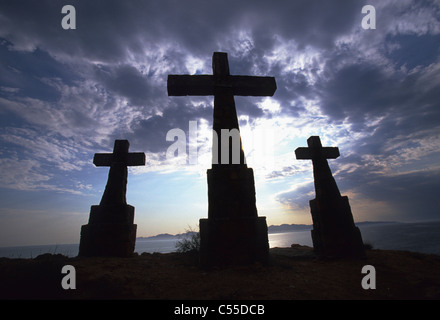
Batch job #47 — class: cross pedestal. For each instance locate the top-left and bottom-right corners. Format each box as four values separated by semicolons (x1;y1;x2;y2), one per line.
79;140;145;257
168;52;276;266
200;165;268;266
309;196;364;258
199;215;269;266
295;136;365;258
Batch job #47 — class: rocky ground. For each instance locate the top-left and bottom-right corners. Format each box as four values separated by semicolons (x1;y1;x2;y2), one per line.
1;245;439;300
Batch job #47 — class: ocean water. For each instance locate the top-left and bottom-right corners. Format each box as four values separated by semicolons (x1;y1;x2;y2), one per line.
269;221;440;256
1;221;439;258
357;221;440;255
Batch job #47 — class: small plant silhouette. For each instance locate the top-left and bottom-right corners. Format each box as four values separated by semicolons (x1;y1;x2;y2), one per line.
175;225;200;253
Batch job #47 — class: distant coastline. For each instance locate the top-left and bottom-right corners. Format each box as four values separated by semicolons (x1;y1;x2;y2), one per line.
136;220;399;240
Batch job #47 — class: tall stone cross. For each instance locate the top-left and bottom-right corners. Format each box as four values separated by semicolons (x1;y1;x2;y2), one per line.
167;52;275;266
295;136;341;200
94;140;145;206
168;52;276;165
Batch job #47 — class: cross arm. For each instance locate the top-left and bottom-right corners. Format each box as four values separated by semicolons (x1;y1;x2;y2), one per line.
295;147;340;160
322;147;340;159
230;76;276;96
167;75;277;97
93;153;146;166
93;153;113;166
295;147;312;160
126;152;146;166
167;75;215;96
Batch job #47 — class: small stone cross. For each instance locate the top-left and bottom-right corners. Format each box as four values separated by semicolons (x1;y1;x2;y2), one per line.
94;140;145;205
295;136;341;199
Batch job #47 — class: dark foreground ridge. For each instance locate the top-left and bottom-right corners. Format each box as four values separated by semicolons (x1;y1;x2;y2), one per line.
1;246;439;300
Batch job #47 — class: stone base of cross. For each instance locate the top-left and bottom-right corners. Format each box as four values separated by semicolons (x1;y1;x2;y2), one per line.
310;196;365;258
79;205;137;257
200;166;269;267
199;216;269;267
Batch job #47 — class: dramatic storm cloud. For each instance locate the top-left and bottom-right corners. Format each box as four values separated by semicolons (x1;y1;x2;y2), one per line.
0;0;439;245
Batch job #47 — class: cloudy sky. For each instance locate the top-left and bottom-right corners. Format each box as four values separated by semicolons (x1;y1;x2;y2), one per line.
0;0;439;246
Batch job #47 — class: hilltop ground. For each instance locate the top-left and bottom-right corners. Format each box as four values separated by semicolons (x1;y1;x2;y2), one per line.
1;245;439;300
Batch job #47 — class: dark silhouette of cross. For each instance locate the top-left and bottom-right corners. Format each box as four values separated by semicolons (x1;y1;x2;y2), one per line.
295;136;341;199
295;136;365;258
94;140;145;205
167;52;276;165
